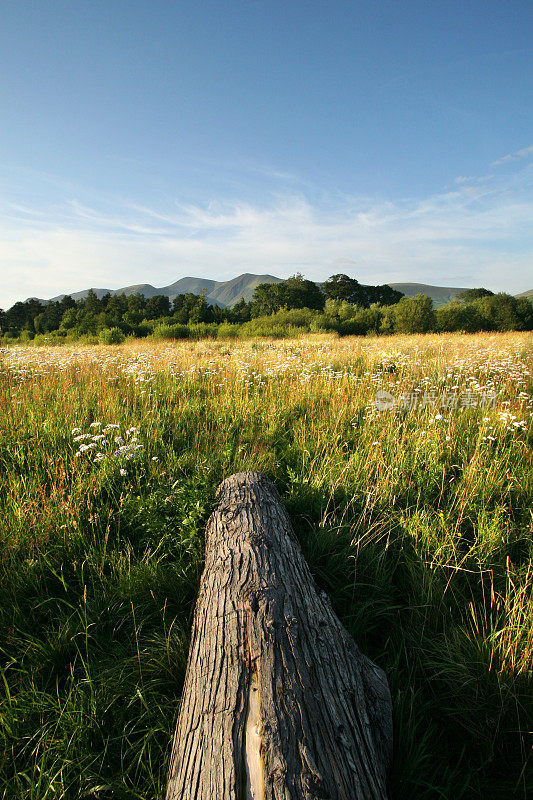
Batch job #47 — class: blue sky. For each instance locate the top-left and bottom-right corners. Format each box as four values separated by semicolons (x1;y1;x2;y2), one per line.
1;0;532;307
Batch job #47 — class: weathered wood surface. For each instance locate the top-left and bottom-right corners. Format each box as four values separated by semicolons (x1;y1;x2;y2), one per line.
166;471;392;800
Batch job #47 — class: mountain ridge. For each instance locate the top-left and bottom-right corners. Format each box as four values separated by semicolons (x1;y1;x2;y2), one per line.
28;274;531;309
31;274;283;308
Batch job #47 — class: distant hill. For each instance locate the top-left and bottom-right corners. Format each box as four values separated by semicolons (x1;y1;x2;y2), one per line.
41;273;282;308
165;277;217;299
208;273;282;306
390;283;533;307
388;283;467;308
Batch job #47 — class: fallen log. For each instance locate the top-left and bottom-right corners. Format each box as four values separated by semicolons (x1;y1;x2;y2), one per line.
166;471;392;800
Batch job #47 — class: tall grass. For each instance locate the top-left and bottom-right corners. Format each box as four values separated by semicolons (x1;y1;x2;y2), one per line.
0;332;532;798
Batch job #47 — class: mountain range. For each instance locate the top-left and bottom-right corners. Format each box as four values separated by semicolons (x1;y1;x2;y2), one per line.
41;273;281;308
32;274;532;309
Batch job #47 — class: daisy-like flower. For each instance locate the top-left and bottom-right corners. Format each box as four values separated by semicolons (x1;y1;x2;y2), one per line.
119;468;128;476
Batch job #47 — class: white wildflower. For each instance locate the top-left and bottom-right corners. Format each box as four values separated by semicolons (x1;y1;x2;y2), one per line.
78;443;97;452
119;468;128;476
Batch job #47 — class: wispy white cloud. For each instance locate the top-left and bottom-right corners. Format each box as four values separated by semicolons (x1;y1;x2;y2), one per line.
1;162;532;307
491;143;533;166
454;174;495;185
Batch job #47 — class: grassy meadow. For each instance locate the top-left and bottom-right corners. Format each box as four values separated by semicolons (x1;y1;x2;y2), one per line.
0;332;532;799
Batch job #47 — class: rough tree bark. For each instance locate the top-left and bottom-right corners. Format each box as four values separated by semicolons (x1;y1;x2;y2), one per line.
166;471;392;800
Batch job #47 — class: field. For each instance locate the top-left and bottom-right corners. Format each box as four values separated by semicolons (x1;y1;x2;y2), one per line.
0;332;532;799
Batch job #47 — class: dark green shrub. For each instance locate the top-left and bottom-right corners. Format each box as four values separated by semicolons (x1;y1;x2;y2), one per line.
99;327;126;345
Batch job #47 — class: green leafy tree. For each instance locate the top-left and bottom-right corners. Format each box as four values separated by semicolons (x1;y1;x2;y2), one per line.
44;302;63;331
323;274;403;308
379;305;396;334
456;288;494;302
493;294;524;330
59;295;76;313
435;302;483;333
393;294;435;333
6;302;32;336
84;289;101;314
124;292;146;323
323;274;365;304
122;293;146;327
252;274;324;316
474;293;533;331
251;282;284;316
60;307;79;330
187;294;210;324
103;294;128;327
172;293;215;323
32;302;62;334
364;284;404;306
283;274;324;310
33;313;46;334
228;298;252;323
145;294;171;318
515;297;533;330
339;304;384;336
100;292;112;309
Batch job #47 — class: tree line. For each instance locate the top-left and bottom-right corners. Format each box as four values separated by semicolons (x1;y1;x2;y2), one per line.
1;274;531;344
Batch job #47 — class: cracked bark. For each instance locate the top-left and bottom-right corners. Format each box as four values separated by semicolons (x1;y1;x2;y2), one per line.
166;471;392;800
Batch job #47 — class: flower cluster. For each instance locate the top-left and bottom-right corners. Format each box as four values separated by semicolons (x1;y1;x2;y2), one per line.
71;422;145;472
